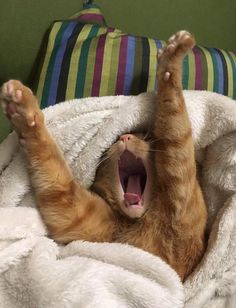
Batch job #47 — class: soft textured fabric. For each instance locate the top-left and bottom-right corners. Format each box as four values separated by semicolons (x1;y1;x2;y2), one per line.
35;3;236;109
0;91;236;307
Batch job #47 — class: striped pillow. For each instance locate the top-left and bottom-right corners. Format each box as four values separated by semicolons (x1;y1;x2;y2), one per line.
36;22;164;108
183;46;236;99
35;3;236;108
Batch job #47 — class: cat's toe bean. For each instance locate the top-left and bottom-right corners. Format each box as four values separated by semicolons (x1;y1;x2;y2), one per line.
15;89;23;102
167;43;176;53
6;101;17;116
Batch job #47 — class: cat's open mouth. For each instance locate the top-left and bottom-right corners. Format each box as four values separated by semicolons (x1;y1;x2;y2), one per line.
118;150;147;209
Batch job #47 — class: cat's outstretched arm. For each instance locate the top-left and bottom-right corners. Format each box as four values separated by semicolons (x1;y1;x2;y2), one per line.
153;32;207;279
0;81;115;243
153;31;199;214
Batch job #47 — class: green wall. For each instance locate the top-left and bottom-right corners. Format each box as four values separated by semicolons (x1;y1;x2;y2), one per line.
0;0;235;142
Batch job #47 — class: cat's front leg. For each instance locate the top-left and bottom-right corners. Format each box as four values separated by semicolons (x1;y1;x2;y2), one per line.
153;31;198;212
153;33;207;280
0;80;115;243
0;80;73;189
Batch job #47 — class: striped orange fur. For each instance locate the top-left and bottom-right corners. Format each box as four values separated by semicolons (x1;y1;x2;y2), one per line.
0;31;207;281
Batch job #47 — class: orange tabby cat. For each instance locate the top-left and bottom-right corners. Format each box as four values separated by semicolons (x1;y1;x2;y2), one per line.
0;31;207;281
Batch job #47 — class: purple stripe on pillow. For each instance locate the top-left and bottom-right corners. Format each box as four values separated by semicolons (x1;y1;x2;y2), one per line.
79;13;105;24
115;35;128;94
91;33;107;96
123;36;135;95
48;22;77;105
91;29;113;97
193;47;202;90
91;28;114;96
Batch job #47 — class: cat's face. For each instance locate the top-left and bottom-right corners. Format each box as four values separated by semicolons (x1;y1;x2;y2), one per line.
92;134;153;219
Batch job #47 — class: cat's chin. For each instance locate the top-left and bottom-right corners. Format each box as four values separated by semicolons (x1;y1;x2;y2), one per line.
120;200;148;219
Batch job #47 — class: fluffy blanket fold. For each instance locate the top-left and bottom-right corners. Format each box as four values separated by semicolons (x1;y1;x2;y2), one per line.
0;91;236;307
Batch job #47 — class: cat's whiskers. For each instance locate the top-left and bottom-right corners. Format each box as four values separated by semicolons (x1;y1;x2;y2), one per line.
148;149;168;153
132;147;180;163
96;148;119;168
143;131;151;141
132;146;167;154
148;137;162;144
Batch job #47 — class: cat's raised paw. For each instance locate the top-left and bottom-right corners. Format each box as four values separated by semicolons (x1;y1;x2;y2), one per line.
0;80;42;133
166;30;195;56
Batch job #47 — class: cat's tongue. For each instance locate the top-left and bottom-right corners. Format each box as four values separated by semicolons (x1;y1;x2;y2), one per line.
124;175;142;206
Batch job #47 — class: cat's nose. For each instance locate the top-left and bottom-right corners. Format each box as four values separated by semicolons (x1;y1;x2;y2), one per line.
119;134;133;143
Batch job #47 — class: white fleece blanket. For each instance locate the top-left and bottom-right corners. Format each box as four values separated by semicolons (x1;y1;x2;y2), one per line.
0;91;236;308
